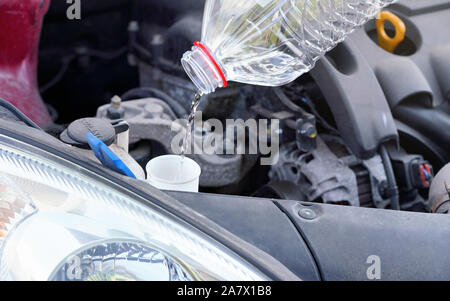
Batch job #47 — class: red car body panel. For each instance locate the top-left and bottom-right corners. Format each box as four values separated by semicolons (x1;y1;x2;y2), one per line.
0;0;51;126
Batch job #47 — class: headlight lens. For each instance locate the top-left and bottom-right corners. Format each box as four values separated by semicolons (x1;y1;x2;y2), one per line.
52;242;192;281
0;135;268;281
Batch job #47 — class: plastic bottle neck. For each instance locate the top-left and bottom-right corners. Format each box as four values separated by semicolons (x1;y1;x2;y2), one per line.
181;42;227;95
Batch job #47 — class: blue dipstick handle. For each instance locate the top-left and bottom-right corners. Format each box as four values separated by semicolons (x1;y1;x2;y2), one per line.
86;132;136;179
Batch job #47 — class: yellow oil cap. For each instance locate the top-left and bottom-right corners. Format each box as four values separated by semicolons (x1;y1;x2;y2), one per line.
376;11;406;53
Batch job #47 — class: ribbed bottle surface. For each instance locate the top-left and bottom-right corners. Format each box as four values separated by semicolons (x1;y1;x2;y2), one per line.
183;0;396;94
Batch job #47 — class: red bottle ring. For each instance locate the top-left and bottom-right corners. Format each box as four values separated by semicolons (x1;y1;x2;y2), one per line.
194;41;227;88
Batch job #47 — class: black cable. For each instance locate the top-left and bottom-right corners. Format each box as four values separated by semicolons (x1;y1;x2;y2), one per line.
274;87;308;114
275;87;340;136
39;54;76;94
39;46;128;94
0;97;42;130
121;87;188;118
380;144;400;210
75;46;128;60
300;94;340;136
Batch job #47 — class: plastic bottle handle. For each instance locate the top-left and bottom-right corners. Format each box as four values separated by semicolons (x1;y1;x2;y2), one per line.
376;11;406;53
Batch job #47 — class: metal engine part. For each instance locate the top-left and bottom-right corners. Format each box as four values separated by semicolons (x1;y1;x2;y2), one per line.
270;136;389;207
96;98;256;187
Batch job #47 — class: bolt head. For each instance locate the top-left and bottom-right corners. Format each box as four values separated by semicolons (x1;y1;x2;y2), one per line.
300;123;317;138
111;95;121;104
299;208;317;220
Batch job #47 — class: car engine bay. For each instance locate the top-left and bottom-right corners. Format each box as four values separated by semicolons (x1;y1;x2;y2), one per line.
2;0;450;214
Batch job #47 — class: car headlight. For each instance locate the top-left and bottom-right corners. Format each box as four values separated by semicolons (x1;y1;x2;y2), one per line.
0;134;268;281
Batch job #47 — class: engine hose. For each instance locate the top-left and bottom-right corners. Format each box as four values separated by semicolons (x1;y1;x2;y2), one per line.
121;87;188;118
380;145;400;210
0;97;42;130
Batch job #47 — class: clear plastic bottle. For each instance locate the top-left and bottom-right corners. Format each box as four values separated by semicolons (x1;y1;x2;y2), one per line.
181;0;396;94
